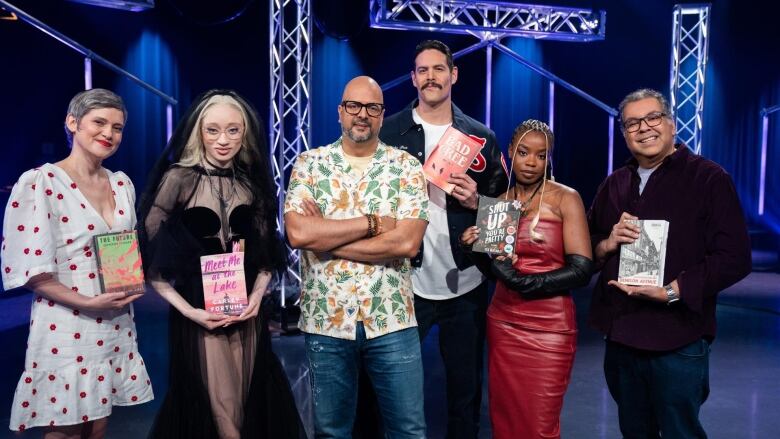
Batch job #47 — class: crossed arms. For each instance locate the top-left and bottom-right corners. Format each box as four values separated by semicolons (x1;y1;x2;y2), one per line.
285;198;427;263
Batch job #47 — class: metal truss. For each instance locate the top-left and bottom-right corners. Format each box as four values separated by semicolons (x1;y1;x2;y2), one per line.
669;4;711;155
369;0;605;42
270;0;311;304
759;104;780;215
372;0;618;175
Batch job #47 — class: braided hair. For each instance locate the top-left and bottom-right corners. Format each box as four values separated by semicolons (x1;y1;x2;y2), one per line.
506;119;554;242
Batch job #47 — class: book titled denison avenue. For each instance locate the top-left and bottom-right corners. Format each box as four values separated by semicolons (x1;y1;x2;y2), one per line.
422;126;484;194
618;219;670;287
93;231;145;295
200;245;248;316
472;197;522;255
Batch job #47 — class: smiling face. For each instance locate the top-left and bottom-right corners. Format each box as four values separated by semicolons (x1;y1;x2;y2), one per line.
201;103;245;168
508;130;549;186
66;107;125;161
411;48;458;109
621;97;676;167
338;76;384;147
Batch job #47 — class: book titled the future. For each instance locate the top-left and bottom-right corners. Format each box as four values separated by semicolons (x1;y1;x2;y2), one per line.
422;126;484;194
472;197;523;255
618;219;670;286
93;231;145;295
200;246;248;316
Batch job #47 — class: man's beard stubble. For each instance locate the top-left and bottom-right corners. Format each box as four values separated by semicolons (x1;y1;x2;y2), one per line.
343;119;373;143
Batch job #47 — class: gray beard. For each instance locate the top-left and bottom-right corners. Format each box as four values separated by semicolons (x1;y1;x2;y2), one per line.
343;125;373;143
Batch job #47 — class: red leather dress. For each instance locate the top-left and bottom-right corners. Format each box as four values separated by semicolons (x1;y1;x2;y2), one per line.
487;217;576;439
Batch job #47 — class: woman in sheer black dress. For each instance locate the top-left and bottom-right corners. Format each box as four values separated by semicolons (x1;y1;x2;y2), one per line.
138;89;305;439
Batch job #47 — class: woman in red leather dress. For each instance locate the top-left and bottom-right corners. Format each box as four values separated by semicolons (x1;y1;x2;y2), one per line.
461;119;593;439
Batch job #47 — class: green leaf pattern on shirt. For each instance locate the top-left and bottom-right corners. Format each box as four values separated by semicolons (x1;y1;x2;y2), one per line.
282;138;429;340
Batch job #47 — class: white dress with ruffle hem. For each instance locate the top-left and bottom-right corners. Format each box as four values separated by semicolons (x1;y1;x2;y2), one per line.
1;163;153;432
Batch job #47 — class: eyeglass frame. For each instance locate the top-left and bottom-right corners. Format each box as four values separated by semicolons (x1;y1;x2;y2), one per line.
341;100;385;118
621;111;669;133
202;125;244;140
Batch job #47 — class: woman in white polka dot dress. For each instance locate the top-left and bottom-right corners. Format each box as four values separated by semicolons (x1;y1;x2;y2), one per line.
1;89;153;437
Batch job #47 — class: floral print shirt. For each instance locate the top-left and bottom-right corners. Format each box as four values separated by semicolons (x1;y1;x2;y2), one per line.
284;138;429;340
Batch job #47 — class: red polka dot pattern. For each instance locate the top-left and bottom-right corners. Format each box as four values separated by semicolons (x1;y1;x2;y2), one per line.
3;166;152;430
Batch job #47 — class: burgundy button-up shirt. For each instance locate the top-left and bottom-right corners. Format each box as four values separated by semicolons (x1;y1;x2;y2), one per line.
587;145;751;351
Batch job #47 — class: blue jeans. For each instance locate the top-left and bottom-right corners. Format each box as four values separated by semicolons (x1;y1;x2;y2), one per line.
604;339;710;439
305;324;426;439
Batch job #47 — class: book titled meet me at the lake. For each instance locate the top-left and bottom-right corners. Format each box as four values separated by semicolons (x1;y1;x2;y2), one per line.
618;219;670;287
200;246;248;316
93;231;145;295
472;197;523;255
422;126;484;194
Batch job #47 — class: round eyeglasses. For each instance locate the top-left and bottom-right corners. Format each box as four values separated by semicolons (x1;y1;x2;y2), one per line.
341;100;385;118
203;126;243;140
622;112;667;133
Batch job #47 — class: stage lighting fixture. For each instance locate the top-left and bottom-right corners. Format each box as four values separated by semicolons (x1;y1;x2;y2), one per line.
67;1;154;12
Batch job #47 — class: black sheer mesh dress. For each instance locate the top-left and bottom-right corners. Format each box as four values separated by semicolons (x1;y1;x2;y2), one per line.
140;164;305;439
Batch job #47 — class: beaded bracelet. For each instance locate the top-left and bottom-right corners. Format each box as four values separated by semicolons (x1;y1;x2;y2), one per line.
365;214;378;237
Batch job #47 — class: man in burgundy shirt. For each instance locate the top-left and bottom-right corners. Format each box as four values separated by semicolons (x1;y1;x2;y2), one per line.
587;88;751;438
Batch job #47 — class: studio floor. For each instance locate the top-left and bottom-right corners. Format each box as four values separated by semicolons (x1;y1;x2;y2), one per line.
1;271;778;438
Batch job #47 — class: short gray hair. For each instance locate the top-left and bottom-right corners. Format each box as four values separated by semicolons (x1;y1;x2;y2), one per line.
64;88;127;145
618;88;671;125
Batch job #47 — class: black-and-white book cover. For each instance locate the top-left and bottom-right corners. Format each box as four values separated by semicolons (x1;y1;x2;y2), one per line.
618;219;670;286
472;197;522;255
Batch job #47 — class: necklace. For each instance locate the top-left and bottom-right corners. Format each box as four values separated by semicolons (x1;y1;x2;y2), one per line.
513;180;543;218
202;158;237;247
202;158;236;204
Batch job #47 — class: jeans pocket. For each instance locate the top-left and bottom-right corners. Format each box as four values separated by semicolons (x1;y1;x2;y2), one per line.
674;338;709;358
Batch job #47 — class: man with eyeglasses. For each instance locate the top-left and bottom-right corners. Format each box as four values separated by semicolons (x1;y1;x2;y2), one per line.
587;88;751;438
372;39;507;439
284;75;429;438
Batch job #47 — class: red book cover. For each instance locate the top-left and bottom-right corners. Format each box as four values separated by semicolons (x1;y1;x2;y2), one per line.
422;126;484;194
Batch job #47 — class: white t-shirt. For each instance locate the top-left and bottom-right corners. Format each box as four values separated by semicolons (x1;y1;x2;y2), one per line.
637;166;656;195
411;109;485;300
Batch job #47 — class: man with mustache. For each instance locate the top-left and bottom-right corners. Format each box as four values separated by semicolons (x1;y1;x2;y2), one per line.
285;76;430;438
377;40;508;438
588;88;751;438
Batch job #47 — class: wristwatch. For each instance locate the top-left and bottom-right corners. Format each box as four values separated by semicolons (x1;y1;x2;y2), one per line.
664;284;680;304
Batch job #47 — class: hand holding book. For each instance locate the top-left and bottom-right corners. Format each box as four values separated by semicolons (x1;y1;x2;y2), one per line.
185;307;234;331
448;172;479;210
608;279;677;303
602;212;641;255
422;127;484;194
460;225;480;248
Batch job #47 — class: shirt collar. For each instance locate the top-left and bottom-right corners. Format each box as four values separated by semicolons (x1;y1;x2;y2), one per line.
626;143;690;172
328;137;388;172
398;99;467;134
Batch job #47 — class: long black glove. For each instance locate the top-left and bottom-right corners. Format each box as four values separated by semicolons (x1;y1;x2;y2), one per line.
491;254;593;295
459;240;495;280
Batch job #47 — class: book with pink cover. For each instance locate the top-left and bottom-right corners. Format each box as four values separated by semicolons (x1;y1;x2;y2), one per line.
200;249;248;316
93;231;145;295
422;126;484;194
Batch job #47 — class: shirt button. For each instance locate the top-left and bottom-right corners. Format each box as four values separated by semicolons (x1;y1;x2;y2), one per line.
418;152;423;157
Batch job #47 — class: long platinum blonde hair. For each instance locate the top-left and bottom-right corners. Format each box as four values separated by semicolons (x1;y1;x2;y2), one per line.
177;94;256;168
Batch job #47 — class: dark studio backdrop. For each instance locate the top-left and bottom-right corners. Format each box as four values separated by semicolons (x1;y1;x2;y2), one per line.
1;0;779;246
